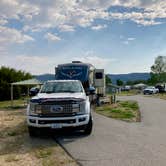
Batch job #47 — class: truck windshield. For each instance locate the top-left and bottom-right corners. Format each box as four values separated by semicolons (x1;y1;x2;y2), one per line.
40;81;83;93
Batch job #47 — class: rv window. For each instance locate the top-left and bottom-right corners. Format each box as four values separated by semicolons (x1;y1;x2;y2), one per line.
95;72;103;79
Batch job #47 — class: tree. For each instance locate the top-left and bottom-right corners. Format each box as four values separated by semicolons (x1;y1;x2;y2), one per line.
151;56;166;74
116;79;123;86
105;75;112;85
126;80;147;85
0;66;32;101
149;56;166;84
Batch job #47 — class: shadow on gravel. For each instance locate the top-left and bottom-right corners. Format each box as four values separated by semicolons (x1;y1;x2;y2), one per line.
26;128;89;143
52;130;87;139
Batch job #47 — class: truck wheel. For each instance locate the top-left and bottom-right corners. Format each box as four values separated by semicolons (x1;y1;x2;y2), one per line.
28;126;37;137
84;116;93;135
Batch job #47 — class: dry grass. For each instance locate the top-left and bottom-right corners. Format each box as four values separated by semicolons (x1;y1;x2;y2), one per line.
0;107;77;166
5;154;20;162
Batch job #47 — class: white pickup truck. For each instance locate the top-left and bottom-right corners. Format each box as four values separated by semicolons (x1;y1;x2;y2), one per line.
27;80;93;136
143;86;159;95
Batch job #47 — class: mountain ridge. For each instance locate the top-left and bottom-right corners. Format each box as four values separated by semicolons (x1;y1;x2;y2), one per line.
35;73;150;84
108;73;150;84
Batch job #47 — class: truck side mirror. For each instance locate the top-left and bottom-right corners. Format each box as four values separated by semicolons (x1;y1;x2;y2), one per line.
29;87;39;96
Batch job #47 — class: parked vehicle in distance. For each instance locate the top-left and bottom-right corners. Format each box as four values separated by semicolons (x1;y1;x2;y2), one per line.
27;80;93;137
143;86;159;95
155;83;166;93
121;85;131;91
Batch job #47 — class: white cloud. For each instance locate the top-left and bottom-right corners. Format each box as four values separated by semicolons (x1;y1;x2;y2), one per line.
91;24;107;30
0;0;165;36
0;19;8;25
14;55;54;74
44;33;61;42
121;36;136;44
0;54;72;75
123;41;129;45
133;19;162;26
58;24;75;32
109;9;165;26
0;26;34;56
0;26;34;44
73;55;117;73
0;0;40;20
127;38;136;41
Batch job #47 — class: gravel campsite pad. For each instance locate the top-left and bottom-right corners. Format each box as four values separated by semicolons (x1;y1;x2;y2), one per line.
0;109;77;166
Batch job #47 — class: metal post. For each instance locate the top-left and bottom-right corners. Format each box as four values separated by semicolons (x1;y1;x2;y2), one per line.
27;85;29;97
11;84;13;107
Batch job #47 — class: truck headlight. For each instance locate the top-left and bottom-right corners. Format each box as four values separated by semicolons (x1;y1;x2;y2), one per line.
77;100;87;115
35;105;42;114
29;102;41;115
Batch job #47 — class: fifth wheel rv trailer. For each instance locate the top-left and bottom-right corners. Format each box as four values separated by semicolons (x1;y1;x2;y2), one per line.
55;61;105;99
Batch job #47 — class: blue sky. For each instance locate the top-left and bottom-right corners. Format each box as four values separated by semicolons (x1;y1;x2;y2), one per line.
0;0;166;74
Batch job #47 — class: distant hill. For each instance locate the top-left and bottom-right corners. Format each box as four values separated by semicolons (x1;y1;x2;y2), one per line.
35;73;150;84
108;73;150;84
35;74;55;82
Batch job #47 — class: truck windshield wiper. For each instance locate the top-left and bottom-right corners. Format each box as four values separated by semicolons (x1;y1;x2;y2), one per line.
61;90;77;93
46;91;55;93
40;91;54;93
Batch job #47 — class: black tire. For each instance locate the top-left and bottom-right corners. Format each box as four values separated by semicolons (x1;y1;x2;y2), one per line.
28;126;37;137
84;116;93;135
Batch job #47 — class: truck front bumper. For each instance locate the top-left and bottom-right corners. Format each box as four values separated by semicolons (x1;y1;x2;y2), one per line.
27;114;90;128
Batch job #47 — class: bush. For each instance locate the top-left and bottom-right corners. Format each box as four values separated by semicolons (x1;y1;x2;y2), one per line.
0;66;32;101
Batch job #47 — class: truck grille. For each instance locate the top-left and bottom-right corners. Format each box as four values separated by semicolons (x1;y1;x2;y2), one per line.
39;100;80;117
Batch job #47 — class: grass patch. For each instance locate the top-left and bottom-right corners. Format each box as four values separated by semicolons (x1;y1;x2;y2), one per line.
96;100;140;122
120;101;138;110
6;122;27;137
117;90;140;96
0;98;29;109
35;147;53;159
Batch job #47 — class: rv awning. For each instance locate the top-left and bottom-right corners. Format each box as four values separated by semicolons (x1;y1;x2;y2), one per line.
10;79;43;107
11;78;43;85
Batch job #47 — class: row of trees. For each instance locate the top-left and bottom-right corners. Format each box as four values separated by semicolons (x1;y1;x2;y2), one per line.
0;66;32;101
111;56;166;86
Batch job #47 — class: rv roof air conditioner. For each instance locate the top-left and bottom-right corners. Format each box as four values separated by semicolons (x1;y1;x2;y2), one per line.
72;61;82;63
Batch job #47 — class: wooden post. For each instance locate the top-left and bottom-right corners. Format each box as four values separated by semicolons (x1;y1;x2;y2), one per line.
11;84;13;107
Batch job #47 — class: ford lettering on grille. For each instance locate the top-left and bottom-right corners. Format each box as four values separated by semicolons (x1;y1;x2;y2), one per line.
50;105;63;113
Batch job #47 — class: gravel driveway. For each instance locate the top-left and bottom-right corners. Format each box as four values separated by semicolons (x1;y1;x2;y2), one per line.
57;95;166;166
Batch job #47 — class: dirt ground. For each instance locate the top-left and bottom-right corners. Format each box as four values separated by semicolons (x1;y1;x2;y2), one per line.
0;108;77;166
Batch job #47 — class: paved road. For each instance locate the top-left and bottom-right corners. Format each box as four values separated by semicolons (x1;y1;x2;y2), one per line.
57;95;166;166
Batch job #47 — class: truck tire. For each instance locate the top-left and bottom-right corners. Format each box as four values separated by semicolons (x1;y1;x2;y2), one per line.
84;116;93;135
28;126;37;137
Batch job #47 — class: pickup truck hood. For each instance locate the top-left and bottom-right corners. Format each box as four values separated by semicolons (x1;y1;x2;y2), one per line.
32;92;87;101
